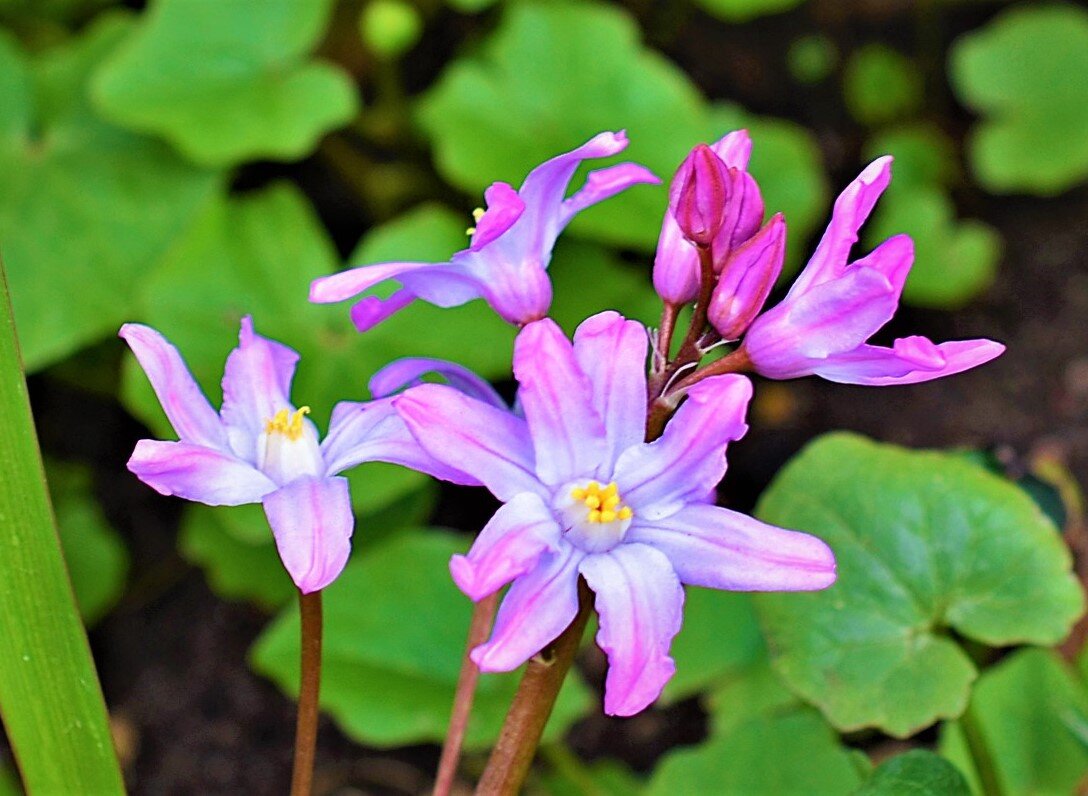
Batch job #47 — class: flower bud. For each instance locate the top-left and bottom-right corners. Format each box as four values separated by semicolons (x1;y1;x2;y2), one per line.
708;214;786;340
669;144;731;247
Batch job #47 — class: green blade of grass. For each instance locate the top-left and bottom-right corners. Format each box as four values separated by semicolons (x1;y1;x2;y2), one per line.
0;256;125;793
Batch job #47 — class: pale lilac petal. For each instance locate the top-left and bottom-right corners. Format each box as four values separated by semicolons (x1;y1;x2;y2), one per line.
470;182;526;251
614;375;752;520
514;319;608;486
263;476;353;593
319;398;481;485
127;439;276;505
788;156;893;298
572;311;648;467
309;260;444;304
813;338;1006;386
652;208;700;304
627;503;836;591
580;544;683;717
849;233;914;300
744;267;897;379
369;358;506;409
471;545;584;672
711;129;752;170
709;213;786;341
398;263;484;308
517;131;632;224
450;493;563;601
119;324;228;451
394;383;544;501
560;162;660;224
219;317;300;463
350;289;415;332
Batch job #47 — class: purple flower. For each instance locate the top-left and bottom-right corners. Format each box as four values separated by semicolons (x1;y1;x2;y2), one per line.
309;132;658;329
671;144;732;246
708;213;786;341
653;131;764;305
121;318;479;593
393;312;836;716
740;157;1005;384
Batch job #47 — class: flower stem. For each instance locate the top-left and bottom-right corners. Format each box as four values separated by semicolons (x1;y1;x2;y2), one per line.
433;592;500;796
673;244;717;364
291;589;323;796
474;581;594;795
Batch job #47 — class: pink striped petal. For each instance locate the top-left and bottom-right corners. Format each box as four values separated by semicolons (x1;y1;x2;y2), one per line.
369;358;506;408
560;162;660;225
470;182;525;251
128;439;276;505
263;476;353;593
813;338;1005;386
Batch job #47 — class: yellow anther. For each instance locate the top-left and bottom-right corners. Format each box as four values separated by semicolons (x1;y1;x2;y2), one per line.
618;507;633;521
602;494;620;511
587;481;600;492
473;207;485;221
603;482;618;497
265;406;311;441
583;495;600;509
599;510;617;523
571;487;586;500
588;509;602;523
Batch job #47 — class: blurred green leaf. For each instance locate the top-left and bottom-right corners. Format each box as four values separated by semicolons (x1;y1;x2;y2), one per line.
0;14;218;371
647;708;867;795
447;0;498;11
548;238;661;334
250;529;593;748
417;0;706;251
854;750;970;796
788;34;839;85
844;44;924;127
865;125;957;189
92;0;358;167
694;0;805;23
46;462;128;626
755;433;1085;737
360;0;422;60
940;649;1088;795
950;3;1088;195
707;660;800;736
537;747;642;796
661;588;765;703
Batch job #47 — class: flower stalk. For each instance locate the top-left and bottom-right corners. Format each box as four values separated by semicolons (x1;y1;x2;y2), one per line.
291;589;323;796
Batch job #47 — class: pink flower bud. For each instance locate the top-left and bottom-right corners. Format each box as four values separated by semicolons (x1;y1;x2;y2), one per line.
708;214;786;340
670;144;731;247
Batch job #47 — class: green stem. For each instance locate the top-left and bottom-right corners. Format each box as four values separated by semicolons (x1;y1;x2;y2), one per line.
960;699;1004;796
0;256;124;792
291;589;323;796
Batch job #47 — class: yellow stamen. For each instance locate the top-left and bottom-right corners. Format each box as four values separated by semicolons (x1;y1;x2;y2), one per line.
584;495;601;509
472;207;485;221
265;406;311;441
599;510;616;523
588;509;602;523
602;494;620;511
618;507;633;521
569;480;634;524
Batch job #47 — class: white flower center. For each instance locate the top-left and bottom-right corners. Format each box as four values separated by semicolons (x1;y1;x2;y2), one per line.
257;406;324;485
556;480;634;553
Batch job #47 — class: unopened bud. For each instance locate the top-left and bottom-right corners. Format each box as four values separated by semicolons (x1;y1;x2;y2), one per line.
670;144;731;247
708;214;786;341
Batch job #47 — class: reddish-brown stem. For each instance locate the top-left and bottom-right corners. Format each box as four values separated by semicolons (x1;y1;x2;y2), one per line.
474;582;594;795
434;592;500;796
291;589;323;796
649;302;681;396
672;244;718;365
646;347;752;442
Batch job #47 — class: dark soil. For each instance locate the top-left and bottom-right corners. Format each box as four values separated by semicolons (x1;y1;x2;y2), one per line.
13;0;1088;793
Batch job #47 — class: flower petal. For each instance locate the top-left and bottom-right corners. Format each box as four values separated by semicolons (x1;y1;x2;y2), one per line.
711;129;752;170
788;156;893;298
471;545;583;672
579;543;683;717
349;289;416;333
470;182;526;251
128;439;276;505
614;375;752;520
394;383;543;501
813;337;1006;386
450;493;563;601
309;260;446;304
652;208;701;304
263;475;353;593
850;233;914;300
369;357;507;409
572;311;648;468
219;317;300;462
119;324;228;451
560;162;660;225
514;318;608;486
627;503;837;591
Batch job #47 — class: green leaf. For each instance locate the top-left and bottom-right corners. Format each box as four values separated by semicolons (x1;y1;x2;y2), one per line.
788;34;839;85
92;0;358;167
0;14;219;371
708;104;829;269
360;0;423;60
950;3;1088;195
694;0;805;23
844;44;924;127
447;0;498;11
0;249;123;792
939;649;1088;795
661;588;765;703
865;125;958;190
754;433;1085;737
647;708;867;795
537;747;643;796
47;461;129;626
250;529;593;748
417;0;707;251
707;660;801;736
854;750;970;796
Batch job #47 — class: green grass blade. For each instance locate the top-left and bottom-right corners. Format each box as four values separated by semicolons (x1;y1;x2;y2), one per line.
0;257;125;793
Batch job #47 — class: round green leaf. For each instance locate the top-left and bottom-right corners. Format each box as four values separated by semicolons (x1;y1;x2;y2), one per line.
694;0;805;23
92;0;358;167
416;0;707;251
250;529;593;749
755;433;1085;737
854;750;970;796
788;34;839;85
939;649;1088;795
647;708;867;795
0;15;219;371
844;44;924;127
950;3;1088;195
865;125;958;190
360;0;423;60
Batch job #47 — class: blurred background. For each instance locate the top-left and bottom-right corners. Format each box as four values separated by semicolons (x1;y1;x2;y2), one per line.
1;0;1086;792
